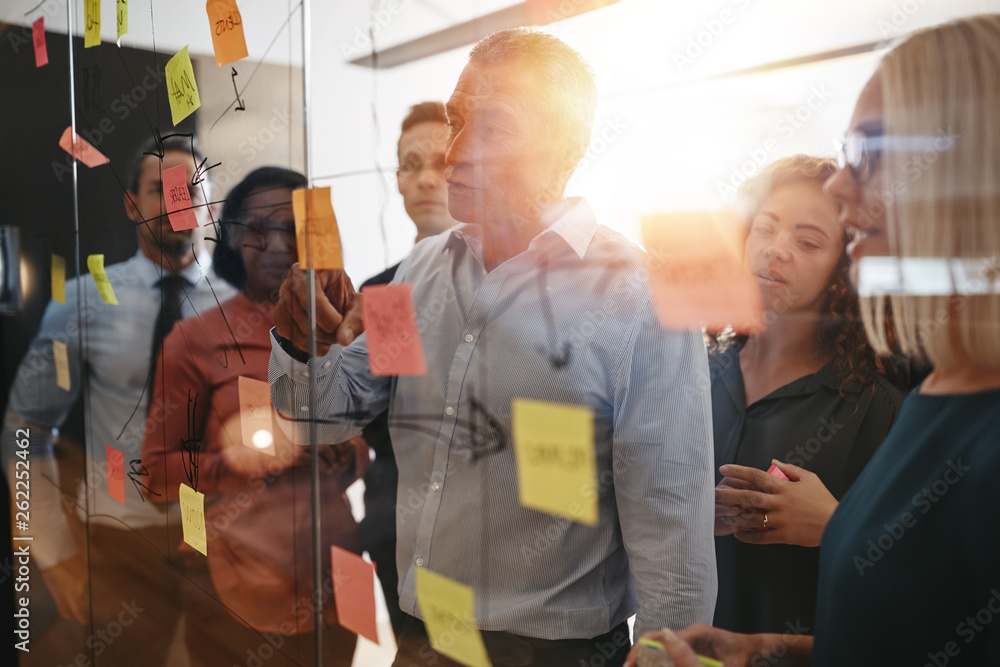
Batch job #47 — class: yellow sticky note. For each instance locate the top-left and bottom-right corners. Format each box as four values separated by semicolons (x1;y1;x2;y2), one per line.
512;398;597;526
292;187;344;270
206;0;249;67
415;568;490;667
52;254;65;304
87;255;118;304
116;0;127;43
179;483;208;556
85;0;100;48
52;341;71;391
165;46;202;125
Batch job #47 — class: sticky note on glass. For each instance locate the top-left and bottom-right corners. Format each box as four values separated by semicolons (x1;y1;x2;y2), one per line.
415;568;490;667
162;164;199;231
52;254;65;304
59;127;110;168
179;483;207;556
206;0;248;67
238;376;275;456
512;398;597;526
642;211;763;334
165;46;201;125
767;463;790;481
331;545;379;644
84;0;100;48
106;445;126;504
87;255;118;304
116;0;127;43
361;283;427;376
33;17;48;67
52;341;71;391
291;187;343;270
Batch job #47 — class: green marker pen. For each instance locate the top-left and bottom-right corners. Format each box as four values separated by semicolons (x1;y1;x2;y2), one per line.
636;637;724;667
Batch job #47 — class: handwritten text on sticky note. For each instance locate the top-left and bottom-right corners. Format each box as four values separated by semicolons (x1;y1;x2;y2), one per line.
642;211;764;334
33;17;48;67
179;483;208;556
291;187;343;270
85;0;100;48
53;341;71;391
206;0;249;67
362;283;428;376
415;568;490;667
162;164;199;231
87;255;118;304
106;445;126;504
59;127;110;168
117;0;127;43
512;398;597;526
331;546;379;644
165;46;201;125
52;254;65;304
238;376;275;455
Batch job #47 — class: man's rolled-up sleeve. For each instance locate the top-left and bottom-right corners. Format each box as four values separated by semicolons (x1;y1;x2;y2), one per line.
612;301;717;636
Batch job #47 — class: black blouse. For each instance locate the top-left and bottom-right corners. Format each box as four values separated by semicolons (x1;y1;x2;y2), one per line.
710;343;904;634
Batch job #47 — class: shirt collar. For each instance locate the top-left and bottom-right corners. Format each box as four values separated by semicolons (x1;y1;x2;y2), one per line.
133;248;215;288
442;197;598;261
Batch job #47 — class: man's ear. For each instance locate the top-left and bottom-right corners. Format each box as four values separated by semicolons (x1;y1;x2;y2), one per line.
396;170;404;196
123;191;140;222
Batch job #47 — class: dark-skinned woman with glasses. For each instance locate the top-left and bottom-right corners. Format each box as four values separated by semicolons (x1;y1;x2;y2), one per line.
141;167;363;667
707;155;904;636
628;14;1000;667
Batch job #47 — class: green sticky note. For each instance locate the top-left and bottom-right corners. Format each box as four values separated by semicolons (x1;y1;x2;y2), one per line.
165;46;201;125
415;568;490;667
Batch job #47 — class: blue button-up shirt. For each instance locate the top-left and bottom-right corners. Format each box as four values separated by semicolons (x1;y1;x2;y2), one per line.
269;198;717;638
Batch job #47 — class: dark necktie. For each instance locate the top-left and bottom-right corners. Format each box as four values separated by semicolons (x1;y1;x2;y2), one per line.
148;275;190;395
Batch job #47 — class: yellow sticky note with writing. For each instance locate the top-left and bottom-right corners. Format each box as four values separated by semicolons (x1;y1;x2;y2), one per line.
87;255;118;304
165;46;202;125
512;398;597;526
415;568;490;667
179;483;208;556
292;186;344;270
52;254;65;304
52;341;71;391
116;0;127;43
85;0;100;48
206;0;249;67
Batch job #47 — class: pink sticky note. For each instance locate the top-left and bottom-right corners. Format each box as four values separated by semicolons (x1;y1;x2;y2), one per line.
767;463;790;481
33;17;48;67
238;376;275;455
331;545;379;644
58;127;110;168
361;283;428;376
106;445;126;505
162;164;200;231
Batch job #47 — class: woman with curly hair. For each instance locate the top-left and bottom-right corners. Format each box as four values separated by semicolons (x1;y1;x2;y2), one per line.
709;154;904;634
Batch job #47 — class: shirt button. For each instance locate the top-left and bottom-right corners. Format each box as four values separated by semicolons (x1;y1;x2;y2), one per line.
445;406;455;416
415;557;424;567
323;361;331;368
431;482;440;492
299;406;309;412
464;333;474;343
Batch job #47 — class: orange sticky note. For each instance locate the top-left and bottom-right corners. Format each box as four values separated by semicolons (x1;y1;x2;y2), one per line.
87;255;118;304
106;445;126;505
291;187;344;270
165;46;201;125
415;568;490;667
84;0;100;48
162;164;200;231
331;546;379;644
361;283;427;376
642;211;764;334
52;341;71;391
512;398;597;526
206;0;248;67
52;254;65;304
33;17;48;67
179;483;208;556
59;127;110;168
238;376;275;456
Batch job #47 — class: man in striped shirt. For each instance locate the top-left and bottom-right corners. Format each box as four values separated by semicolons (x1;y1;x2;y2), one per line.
270;28;716;667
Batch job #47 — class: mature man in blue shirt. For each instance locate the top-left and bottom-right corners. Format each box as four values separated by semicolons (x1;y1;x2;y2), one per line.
270;28;716;666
